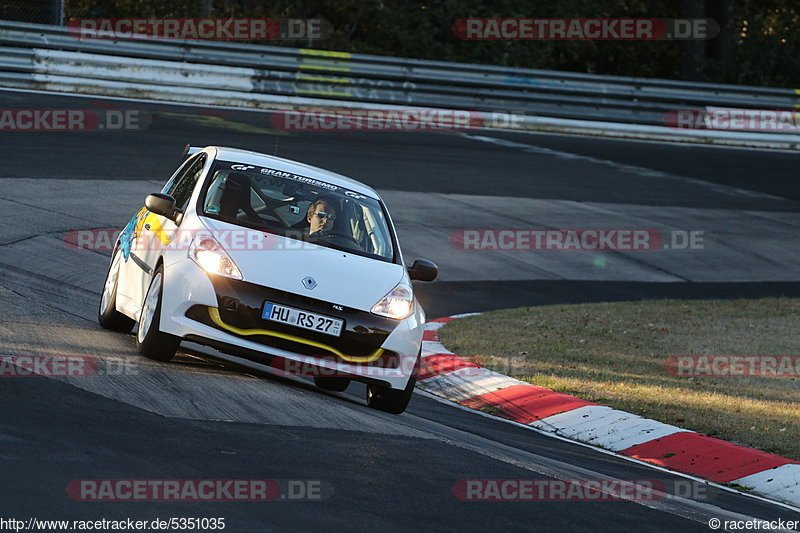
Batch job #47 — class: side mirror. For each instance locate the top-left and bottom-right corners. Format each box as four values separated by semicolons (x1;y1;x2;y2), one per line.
408;258;438;282
145;193;179;222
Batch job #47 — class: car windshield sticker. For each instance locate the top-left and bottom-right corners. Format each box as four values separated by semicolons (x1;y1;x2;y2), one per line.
258;167;339;192
225;162;375;198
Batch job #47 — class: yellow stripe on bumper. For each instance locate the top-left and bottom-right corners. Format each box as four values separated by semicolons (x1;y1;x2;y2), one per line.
207;307;384;363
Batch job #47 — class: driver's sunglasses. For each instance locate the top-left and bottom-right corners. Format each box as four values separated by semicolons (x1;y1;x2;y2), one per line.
315;211;336;221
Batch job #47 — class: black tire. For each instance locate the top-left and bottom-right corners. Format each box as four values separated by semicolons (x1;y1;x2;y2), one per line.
314;376;351;392
136;265;180;362
366;356;420;414
98;246;135;333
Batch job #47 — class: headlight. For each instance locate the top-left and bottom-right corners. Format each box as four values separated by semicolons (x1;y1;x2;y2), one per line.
371;282;413;320
189;236;242;280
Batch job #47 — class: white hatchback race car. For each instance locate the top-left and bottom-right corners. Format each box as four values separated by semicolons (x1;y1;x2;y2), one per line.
99;146;438;414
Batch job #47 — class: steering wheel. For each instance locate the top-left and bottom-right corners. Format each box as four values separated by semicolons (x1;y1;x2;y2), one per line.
310;230;362;250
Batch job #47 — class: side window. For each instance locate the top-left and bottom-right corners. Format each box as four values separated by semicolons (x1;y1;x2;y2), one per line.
166;155;206;211
161;157;194;194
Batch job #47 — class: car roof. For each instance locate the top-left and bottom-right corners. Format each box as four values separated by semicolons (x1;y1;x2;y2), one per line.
207;146;381;200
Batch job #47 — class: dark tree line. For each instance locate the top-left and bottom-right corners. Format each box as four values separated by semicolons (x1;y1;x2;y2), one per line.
33;0;798;87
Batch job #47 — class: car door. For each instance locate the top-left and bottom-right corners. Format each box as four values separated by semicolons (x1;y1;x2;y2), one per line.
130;154;207;310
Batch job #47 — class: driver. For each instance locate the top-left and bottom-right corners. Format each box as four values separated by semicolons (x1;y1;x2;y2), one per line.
306;198;337;237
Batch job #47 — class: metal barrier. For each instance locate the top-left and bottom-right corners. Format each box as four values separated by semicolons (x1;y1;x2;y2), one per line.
0;19;799;148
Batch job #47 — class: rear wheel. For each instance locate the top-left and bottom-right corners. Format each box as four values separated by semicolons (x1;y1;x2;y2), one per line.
98;246;135;333
136;265;180;362
314;376;351;392
366;356;419;414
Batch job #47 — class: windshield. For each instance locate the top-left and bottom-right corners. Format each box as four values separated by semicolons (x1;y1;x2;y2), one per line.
201;160;395;262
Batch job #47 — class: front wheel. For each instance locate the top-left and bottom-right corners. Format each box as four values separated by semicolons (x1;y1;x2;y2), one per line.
366;356;419;414
98;246;135;333
136;265;180;362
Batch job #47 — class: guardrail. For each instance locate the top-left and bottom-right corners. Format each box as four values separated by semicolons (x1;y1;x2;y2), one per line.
0;20;799;148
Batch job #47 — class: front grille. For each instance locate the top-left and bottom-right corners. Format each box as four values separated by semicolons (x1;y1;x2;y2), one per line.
184;277;401;367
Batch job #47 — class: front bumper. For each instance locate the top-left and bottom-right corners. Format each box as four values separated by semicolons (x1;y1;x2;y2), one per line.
159;259;425;389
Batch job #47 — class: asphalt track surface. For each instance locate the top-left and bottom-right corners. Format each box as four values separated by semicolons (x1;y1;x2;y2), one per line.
1;89;799;532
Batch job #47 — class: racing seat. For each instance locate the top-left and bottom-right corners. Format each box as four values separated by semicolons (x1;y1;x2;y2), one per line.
218;172;260;222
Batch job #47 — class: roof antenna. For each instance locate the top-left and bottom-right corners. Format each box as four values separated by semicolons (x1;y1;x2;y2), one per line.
273;134;279;157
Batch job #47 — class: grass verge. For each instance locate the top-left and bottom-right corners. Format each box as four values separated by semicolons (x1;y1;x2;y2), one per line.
438;298;800;460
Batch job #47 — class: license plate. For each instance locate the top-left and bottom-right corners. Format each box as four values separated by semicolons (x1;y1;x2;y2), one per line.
262;301;344;337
